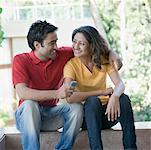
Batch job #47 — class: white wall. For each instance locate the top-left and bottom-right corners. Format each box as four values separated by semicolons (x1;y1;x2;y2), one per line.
2;19;95;55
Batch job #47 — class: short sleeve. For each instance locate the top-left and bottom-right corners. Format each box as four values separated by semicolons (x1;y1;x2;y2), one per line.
12;55;30;87
63;60;75;80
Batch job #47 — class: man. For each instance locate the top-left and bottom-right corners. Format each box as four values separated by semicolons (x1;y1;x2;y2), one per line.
12;20;122;150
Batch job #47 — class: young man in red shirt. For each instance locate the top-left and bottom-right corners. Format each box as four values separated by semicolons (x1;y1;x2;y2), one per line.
12;20;122;150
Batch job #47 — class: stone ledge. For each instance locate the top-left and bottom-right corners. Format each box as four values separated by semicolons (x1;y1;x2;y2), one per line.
0;128;5;150
0;128;4;139
1;122;151;150
112;121;151;130
3;121;151;134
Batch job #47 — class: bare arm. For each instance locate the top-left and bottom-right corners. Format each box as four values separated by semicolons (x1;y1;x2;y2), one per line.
105;70;125;121
109;70;125;96
16;83;67;101
64;77;113;103
66;89;112;103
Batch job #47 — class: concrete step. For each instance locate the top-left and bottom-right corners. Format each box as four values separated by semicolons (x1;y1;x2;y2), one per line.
1;122;151;150
2;129;151;150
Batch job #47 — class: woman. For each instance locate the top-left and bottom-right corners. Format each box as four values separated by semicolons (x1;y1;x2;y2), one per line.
63;26;137;150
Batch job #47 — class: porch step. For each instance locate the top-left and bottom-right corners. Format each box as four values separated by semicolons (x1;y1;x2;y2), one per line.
1;122;151;150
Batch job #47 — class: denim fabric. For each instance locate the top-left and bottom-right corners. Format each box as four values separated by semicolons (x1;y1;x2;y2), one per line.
15;100;83;150
83;94;137;150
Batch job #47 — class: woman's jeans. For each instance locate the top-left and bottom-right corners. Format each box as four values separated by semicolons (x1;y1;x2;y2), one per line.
83;94;137;150
15;100;83;150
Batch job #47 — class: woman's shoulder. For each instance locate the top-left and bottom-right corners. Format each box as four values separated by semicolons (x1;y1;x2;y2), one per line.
66;57;80;68
67;57;79;63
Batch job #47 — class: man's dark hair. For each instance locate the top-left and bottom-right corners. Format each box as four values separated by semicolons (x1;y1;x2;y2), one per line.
27;20;58;50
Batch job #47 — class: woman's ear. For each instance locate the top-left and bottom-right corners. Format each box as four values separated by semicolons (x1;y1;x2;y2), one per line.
33;41;40;49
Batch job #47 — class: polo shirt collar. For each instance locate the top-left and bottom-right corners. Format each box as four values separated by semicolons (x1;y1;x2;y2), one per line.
29;51;41;64
29;50;59;64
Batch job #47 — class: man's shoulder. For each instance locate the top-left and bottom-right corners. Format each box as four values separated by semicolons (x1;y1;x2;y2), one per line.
58;46;73;57
13;52;30;63
58;46;72;53
14;52;29;58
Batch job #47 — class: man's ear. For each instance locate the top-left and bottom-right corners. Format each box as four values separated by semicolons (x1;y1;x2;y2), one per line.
33;41;40;49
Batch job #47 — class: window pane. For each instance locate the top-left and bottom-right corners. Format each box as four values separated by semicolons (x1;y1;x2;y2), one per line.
19;8;33;20
53;5;69;20
73;5;81;19
83;5;91;18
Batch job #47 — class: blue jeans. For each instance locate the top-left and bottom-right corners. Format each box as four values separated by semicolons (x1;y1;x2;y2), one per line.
82;94;137;150
15;100;83;150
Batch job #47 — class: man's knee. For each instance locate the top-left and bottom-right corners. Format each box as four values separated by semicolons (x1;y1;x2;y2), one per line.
17;100;40;119
15;100;41;131
68;103;83;121
69;103;83;115
23;100;39;111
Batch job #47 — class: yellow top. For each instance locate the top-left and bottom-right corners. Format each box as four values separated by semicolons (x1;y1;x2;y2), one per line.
64;57;115;105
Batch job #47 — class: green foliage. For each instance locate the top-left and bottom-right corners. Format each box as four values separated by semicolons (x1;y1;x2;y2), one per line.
97;0;120;53
0;8;2;14
97;0;151;121
0;7;4;46
124;0;151;121
0;111;10;127
131;94;151;121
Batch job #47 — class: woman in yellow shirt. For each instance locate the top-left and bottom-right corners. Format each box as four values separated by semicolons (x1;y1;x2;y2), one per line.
64;26;137;150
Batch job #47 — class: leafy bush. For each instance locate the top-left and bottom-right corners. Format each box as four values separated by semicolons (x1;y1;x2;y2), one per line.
0;7;4;46
97;0;151;121
0;112;10;127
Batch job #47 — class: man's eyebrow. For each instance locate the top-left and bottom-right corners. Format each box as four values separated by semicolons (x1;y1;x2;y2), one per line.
48;39;58;44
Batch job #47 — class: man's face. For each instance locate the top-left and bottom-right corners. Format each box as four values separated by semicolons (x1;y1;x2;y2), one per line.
35;32;58;60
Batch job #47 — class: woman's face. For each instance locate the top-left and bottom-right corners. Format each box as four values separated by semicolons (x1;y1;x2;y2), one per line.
72;33;91;58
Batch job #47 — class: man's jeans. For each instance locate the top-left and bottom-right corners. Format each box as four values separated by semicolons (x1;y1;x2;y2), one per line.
82;94;137;150
15;100;83;150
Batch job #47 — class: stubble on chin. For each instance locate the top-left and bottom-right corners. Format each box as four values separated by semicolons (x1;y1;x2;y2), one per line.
49;50;57;60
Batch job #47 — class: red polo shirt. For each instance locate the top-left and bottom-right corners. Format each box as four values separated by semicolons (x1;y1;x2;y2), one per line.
12;47;73;107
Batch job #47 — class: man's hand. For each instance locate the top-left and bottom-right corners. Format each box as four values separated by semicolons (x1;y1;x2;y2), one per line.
109;51;123;70
105;94;120;122
57;85;68;99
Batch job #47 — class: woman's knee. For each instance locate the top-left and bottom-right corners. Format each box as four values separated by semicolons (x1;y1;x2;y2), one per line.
119;94;133;114
84;96;102;109
120;94;131;106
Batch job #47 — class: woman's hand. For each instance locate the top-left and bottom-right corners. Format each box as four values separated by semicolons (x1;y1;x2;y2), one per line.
105;94;120;122
103;87;113;96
